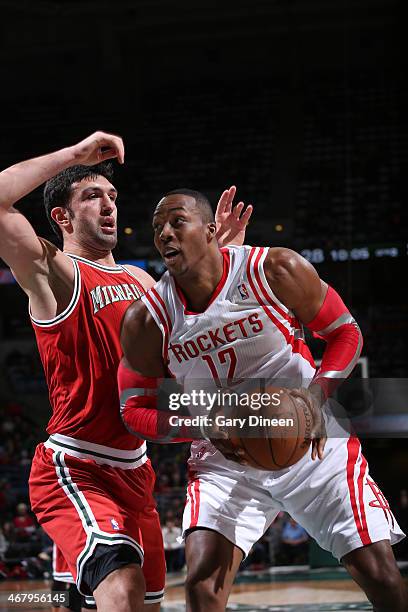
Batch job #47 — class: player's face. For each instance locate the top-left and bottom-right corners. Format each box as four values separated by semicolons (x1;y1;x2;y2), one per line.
153;195;213;276
68;176;118;249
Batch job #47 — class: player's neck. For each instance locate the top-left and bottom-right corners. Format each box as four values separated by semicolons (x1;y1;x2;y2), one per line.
63;239;116;267
176;250;224;312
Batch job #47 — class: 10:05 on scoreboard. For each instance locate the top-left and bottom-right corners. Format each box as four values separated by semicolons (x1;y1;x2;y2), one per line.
301;243;405;264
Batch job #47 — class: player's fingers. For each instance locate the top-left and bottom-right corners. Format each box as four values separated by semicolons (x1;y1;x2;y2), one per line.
233;202;245;218
240;205;253;225
216;190;229;215
100;135;124;163
226;185;236;213
98;147;118;162
115;137;125;164
317;437;327;460
311;439;318;461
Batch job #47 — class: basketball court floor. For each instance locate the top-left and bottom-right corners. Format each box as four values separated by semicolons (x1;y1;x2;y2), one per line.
1;564;407;611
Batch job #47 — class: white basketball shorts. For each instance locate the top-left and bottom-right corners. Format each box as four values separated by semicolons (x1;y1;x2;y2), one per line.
182;435;404;561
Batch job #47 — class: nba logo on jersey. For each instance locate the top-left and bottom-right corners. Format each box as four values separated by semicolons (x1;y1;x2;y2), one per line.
111;518;120;531
238;283;249;300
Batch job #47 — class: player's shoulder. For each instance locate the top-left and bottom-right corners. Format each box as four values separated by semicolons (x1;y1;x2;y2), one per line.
123;265;156;291
34;237;75;282
263;247;305;272
263;247;318;287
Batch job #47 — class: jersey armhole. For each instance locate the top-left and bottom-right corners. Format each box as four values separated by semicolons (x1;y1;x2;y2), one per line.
120;265;146;293
246;246;290;314
30;259;81;327
141;292;170;364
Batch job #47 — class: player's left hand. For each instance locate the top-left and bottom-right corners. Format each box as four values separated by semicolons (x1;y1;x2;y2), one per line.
210;436;248;465
215;186;253;247
203;398;249;464
289;386;327;461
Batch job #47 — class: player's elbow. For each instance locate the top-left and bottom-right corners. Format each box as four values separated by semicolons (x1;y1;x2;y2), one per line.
353;320;364;357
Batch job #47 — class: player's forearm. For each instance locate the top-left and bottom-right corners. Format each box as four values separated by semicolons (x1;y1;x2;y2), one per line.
121;402;194;444
0;147;76;210
307;285;363;398
118;358;195;443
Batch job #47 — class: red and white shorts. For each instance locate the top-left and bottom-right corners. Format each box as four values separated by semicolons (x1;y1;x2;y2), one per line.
30;434;165;603
52;544;96;608
53;542;75;584
183;435;405;560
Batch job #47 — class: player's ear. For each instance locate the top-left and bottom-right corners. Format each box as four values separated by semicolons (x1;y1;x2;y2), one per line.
206;221;217;242
51;206;73;232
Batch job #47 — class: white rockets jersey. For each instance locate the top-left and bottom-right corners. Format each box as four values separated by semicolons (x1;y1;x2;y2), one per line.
142;245;316;395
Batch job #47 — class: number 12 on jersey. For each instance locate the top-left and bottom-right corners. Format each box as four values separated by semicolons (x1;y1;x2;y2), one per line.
202;348;242;387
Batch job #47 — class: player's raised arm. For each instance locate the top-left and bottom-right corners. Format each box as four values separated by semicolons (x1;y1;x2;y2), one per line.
0;131;124;293
263;247;363;460
119;299;198;443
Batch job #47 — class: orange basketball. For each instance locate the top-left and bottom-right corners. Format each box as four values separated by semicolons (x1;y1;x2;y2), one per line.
228;387;313;470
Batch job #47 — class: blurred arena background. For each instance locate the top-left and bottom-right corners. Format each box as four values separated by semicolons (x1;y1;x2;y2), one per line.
0;0;407;609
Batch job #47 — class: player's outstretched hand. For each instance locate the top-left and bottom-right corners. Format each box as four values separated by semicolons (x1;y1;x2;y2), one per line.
215;185;253;247
70;131;125;166
289;387;327;461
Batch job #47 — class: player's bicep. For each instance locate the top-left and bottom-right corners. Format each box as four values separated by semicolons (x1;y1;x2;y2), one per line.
0;207;49;286
121;299;165;377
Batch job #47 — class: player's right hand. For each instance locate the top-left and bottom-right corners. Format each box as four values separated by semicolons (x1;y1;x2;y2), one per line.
69;131;125;166
289;386;327;461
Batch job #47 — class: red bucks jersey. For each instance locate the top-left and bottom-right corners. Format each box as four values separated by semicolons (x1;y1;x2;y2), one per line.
31;254;146;450
142;246;316;395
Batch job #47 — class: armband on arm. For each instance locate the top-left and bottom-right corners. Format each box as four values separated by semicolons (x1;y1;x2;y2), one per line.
307;285;363;398
118;359;194;443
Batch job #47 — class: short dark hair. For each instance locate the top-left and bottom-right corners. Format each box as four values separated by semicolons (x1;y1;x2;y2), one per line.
43;162;114;240
164;188;214;224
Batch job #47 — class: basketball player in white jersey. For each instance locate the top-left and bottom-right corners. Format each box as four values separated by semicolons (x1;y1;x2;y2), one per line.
118;190;407;611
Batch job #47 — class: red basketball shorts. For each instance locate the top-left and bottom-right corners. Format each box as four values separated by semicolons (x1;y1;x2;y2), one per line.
29;434;165;603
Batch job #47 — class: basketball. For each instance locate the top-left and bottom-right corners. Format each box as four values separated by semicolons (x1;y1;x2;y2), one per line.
227;387;313;470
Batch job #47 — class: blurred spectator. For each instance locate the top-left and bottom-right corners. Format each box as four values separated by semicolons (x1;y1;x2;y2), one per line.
280;518;309;565
265;511;286;565
241;534;269;571
161;512;184;572
155;474;172;494
0;527;8;560
13;503;36;541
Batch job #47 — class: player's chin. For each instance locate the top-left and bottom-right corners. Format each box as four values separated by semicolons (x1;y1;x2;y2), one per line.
165;260;187;276
98;231;118;248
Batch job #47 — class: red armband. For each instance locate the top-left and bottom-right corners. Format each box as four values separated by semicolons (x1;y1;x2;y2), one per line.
117;359;192;443
307;286;363;398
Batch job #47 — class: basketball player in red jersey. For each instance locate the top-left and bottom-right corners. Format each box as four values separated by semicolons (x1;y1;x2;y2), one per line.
0;135;252;612
118;191;407;612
